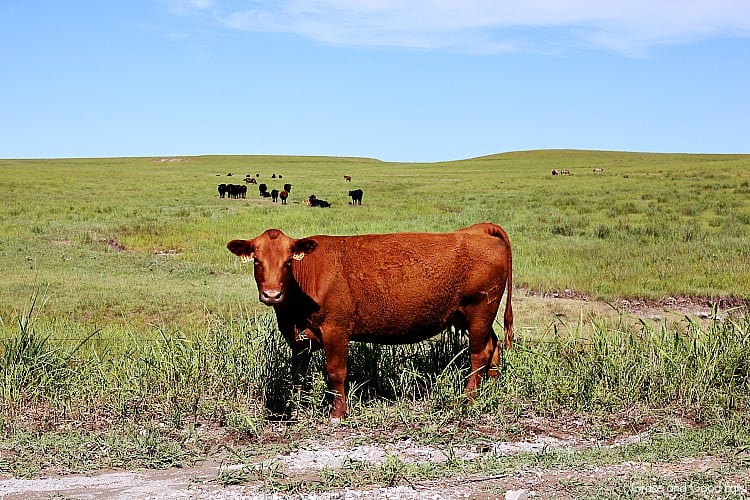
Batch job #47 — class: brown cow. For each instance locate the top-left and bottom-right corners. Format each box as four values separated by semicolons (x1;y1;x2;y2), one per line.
227;223;513;420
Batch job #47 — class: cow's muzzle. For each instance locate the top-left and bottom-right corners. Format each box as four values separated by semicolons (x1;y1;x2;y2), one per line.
260;289;284;305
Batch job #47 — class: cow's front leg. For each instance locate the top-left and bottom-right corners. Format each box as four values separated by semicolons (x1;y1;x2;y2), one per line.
279;321;318;413
322;334;350;421
290;341;313;390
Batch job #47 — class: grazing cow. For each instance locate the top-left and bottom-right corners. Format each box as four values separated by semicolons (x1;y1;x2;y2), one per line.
348;189;363;205
227;184;247;199
227;223;513;420
308;195;331;208
271;189;280;202
218;183;228;198
593;168;604;173
561;169;571;175
280;190;289;204
344;175;352;182
259;183;268;196
245;177;257;184
283;183;292;193
551;169;559;176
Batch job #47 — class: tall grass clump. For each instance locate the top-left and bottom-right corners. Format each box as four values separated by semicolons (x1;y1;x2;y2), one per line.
0;300;309;434
2;299;749;435
494;312;750;421
345;328;471;411
97;307;325;429
0;294;101;430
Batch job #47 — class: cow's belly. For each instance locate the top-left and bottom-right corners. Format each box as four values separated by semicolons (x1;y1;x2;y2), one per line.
349;293;461;343
350;322;452;344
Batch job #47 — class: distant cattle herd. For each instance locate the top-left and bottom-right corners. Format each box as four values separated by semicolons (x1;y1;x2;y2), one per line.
217;172;361;208
552;168;604;175
219;166;604;205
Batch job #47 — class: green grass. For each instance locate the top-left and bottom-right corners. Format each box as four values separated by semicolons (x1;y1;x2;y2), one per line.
1;150;749;486
1;151;748;331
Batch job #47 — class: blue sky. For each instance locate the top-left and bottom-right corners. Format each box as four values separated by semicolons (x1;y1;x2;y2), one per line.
2;1;749;162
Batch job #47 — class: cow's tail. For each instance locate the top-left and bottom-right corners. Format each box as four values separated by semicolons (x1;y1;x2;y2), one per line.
479;223;514;350
503;257;514;350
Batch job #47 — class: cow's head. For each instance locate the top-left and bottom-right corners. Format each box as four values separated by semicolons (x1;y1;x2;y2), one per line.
227;229;317;305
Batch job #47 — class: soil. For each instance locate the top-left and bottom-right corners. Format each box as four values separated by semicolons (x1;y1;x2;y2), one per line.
1;293;747;499
1;425;746;499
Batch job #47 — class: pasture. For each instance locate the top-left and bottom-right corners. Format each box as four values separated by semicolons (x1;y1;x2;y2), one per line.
1;150;749;496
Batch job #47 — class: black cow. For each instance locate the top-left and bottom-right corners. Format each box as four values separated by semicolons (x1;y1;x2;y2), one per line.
348;189;363;205
259;183;268;196
283;183;292;193
227;184;247;199
308;194;331;208
271;189;280;202
218;183;228;198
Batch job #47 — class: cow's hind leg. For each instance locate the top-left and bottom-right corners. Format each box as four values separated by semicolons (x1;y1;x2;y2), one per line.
465;315;499;397
487;336;503;378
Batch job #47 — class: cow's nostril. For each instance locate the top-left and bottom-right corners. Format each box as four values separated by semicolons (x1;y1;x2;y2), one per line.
262;290;283;302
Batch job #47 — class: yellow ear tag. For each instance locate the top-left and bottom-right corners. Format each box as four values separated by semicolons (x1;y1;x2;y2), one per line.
240;254;254;263
292;252;305;261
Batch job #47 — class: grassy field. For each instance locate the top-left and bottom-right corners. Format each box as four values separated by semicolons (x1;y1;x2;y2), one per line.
2;150;748;331
1;150;749;494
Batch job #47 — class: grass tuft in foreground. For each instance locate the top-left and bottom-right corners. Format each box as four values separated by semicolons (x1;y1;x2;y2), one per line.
2;306;748;436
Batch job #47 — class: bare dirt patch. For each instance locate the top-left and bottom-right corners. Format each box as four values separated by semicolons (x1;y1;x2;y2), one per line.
103;238;127;252
1;432;746;499
515;288;747;331
3;410;747;499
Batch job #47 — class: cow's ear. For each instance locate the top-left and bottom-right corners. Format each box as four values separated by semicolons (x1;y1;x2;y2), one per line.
292;238;318;261
227;239;255;262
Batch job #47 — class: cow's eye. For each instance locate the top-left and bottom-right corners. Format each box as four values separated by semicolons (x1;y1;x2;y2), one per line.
254;261;262;269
